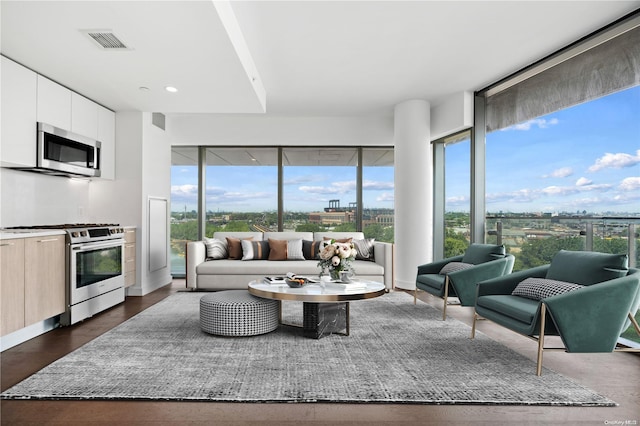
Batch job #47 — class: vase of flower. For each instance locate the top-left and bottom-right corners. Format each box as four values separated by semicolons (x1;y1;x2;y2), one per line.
318;240;357;281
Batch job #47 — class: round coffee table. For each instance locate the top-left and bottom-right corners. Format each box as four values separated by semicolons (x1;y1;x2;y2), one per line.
248;279;385;338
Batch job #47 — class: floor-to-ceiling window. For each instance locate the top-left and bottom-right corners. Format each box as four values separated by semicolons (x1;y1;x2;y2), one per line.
170;146;395;275
362;147;395;243
444;131;471;257
170;147;199;276
479;18;640;347
282;147;358;232
205;147;279;232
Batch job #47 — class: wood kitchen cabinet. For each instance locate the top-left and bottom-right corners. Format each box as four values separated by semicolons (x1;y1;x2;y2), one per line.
0;238;26;336
124;228;137;288
24;235;66;327
0;234;65;337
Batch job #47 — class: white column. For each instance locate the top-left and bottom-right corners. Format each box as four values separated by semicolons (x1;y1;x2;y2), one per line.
394;100;432;290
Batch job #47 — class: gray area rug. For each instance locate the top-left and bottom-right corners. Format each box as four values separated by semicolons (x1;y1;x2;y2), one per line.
1;291;615;406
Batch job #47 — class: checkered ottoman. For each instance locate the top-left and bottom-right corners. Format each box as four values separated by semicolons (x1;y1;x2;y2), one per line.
199;290;279;336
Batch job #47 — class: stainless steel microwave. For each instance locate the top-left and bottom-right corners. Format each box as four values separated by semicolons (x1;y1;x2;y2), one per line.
36;122;101;178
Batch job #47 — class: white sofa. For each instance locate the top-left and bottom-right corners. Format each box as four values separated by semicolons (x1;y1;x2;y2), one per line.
186;231;394;291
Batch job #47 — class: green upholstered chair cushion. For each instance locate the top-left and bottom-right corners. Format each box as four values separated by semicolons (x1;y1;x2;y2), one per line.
416;274;446;292
545;250;628;286
476;295;540;325
462;244;506;265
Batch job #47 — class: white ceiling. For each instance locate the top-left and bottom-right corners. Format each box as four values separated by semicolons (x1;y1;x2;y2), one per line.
2;1;639;117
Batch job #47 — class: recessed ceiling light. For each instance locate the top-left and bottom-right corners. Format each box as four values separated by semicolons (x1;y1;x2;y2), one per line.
165;86;178;93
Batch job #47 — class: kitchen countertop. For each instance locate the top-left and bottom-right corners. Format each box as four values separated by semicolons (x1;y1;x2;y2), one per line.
0;229;66;240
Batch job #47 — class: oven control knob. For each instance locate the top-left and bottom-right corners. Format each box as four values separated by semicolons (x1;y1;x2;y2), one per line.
72;231;79;238
81;231;88;237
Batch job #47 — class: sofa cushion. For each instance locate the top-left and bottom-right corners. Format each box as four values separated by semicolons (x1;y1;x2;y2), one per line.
546;250;628;285
241;240;270;260
512;277;584;301
204;237;228;260
462;244;506;264
439;261;474;275
353;238;375;261
476;295;540;325
268;238;305;261
227;236;253;260
302;240;323;260
196;259;383;276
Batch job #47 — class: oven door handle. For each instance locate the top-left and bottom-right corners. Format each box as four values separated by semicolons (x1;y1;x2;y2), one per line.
71;239;124;252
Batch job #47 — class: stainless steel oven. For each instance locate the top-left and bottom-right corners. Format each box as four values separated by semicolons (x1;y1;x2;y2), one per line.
63;225;125;325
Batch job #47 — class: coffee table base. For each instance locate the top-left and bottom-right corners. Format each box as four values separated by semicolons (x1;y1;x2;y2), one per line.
302;302;349;339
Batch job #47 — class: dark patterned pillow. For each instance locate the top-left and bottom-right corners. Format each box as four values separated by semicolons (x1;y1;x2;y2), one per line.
439;262;474;275
241;240;270;260
512;277;584;301
203;237;228;260
302;240;323;260
353;238;375;261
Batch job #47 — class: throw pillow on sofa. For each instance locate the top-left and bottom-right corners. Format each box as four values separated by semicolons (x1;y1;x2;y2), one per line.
302;240;323;260
353;238;375;261
512;277;584;301
204;237;228;260
226;236;253;260
268;239;305;261
241;240;270;260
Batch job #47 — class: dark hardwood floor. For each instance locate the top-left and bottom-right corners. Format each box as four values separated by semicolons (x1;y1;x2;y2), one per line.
2;279;638;425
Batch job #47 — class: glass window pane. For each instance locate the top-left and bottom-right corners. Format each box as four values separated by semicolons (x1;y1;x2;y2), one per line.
444;131;471;257
205;147;278;233
170;147;199;277
282;147;357;232
362;148;394;242
485;85;640;273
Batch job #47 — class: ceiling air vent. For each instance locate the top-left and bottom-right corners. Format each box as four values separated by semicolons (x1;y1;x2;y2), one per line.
82;30;130;50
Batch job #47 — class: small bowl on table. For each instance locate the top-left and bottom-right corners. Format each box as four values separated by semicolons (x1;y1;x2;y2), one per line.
285;277;307;288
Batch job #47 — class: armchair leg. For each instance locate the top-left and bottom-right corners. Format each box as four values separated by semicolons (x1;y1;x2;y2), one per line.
536;303;547;376
628;312;640;335
414;287;417;305
471;312;477;338
442;276;450;320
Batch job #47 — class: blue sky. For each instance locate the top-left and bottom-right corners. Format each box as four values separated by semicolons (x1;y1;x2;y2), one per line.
446;85;640;215
172;86;639;215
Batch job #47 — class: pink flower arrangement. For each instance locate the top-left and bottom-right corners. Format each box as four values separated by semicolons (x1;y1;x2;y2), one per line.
318;240;357;279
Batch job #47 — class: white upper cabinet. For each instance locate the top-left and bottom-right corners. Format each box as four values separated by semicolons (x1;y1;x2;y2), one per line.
71;93;98;140
1;56;38;167
36;75;72;130
98;105;116;180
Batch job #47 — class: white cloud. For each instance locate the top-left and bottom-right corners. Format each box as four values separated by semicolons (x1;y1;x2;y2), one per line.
503;118;559;131
171;184;198;197
363;180;394;190
588;149;640;172
575;177;592;186
619;177;640;191
446;195;470;206
376;192;394;202
542;167;573;178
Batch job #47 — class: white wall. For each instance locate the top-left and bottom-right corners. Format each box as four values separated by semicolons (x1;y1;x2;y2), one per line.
0;168;91;227
430;91;473;141
89;112;172;296
168;114;394;146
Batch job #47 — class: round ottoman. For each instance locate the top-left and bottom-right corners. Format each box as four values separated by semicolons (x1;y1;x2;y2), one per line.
200;290;279;336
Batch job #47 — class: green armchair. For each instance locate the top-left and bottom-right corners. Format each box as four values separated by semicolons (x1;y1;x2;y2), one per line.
415;244;515;320
472;250;640;375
